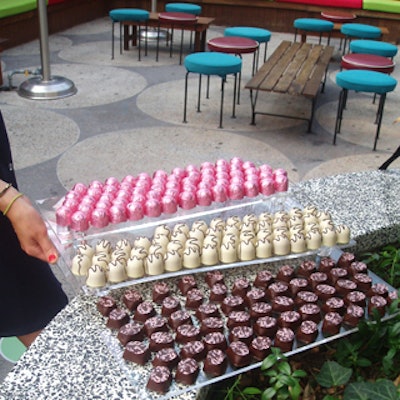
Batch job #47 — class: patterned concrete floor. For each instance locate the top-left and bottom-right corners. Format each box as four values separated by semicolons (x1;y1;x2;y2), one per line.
0;16;399;379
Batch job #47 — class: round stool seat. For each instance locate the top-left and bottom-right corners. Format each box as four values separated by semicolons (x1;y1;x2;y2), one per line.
109;8;150;22
336;69;397;94
158;11;197;24
350;39;398;58
208;36;259;54
293;18;334;32
340;23;381;39
184;52;242;76
224;27;271;44
321;10;356;23
165;3;202;15
342;53;395;73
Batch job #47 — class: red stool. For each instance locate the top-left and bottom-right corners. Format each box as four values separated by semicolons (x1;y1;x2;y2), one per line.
156;12;197;64
208;36;259;104
341;53;395;74
321;10;356;50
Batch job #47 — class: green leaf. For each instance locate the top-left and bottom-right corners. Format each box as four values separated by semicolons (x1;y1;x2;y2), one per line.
262;387;277;400
292;369;307;378
322;396;340;400
316;361;352;388
344;380;399;400
356;357;372;367
262;354;279;370
243;387;263;395
278;361;292;375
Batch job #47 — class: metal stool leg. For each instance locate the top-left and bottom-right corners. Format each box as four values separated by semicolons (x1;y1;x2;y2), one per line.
183;71;190;123
374;93;386;151
219;77;225;129
334;88;347;144
197;74;202;112
119;22;123;55
111;21;115;59
232;73;238;119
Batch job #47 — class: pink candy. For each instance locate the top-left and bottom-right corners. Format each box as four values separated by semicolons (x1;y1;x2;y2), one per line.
57;158;289;230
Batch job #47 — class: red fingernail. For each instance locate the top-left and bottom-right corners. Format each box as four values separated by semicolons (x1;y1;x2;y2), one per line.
48;254;57;263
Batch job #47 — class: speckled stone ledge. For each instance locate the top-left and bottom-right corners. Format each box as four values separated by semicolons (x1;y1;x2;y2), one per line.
0;170;399;400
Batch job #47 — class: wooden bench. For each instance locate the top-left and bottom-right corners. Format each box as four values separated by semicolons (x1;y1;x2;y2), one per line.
245;40;334;131
123;12;215;53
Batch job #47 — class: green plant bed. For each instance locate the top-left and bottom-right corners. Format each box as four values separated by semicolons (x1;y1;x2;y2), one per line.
207;242;400;400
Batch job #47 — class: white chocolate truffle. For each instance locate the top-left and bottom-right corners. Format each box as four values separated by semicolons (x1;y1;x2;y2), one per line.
288;207;303;219
95;239;112;254
209;217;225;230
71;254;91;276
130;246;148;259
240;230;256;245
126;256;145;278
152;234;169;252
154;224;171;238
336;224;351;244
108;260;127;283
92;253;110;271
220;238;238;263
257;229;272;242
133;236;151;251
191;220;208;234
145;253;164;275
306;229;322;250
273;234;291;256
256;236;273;258
242;213;258;227
111;249;128;265
258;212;273;223
257;219;272;232
226;215;241;229
148;243;165;257
321;226;337;247
167;240;184;255
188;228;205;243
164;250;183;272
274;210;289;222
288;215;303;228
290;232;307;253
319;219;335;231
76;243;95;259
317;210;331;222
183;246;201;269
185;237;202;251
303;205;318;216
223;224;240;237
241;222;256;234
238;239;256;261
272;216;288;230
304;222;320;234
173;223;190;236
115;239;132;254
201;243;219;266
86;265;106;288
206;227;223;243
273;226;289;238
170;231;188;246
289;224;305;237
203;234;219;248
303;214;318;226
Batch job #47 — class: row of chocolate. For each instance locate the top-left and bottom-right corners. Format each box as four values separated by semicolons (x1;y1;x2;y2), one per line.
71;205;351;288
97;254;397;394
56;158;288;232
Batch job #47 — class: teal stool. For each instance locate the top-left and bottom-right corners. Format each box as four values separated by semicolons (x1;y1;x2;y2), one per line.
224;27;271;71
183;52;242;128
293;18;334;45
165;3;202;50
109;8;150;60
350;39;398;59
334;70;397;150
340;23;382;54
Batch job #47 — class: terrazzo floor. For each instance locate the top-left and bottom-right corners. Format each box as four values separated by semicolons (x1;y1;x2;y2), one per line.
0;15;399;381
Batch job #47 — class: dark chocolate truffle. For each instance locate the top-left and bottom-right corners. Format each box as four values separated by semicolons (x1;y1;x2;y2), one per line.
335;279;357;297
203;349;228;377
309;272;328;290
343;304;365;327
295;290;318;307
146;365;172;394
185;288;204;309
152;282;170;305
329;268;348;285
276;265;295;282
344;291;367;307
250;302;272;320
176;324;201;344
249;336;272;360
319;257;336;273
196;302;220;321
122;289;143;311
322;297;345;315
278;311;301;330
168;309;192;329
274;327;295;352
180;340;206;361
221;295;245;315
231;277;250;297
299;303;321;323
227;310;251;329
227;341;252;367
97;295;117;316
245;287;266;306
152;347;180;369
296;320;318;344
254;270;274;288
209;283;228;303
161;296;181;317
149;331;174;352
289;277;309;296
144;315;169;336
337;252;355;269
178;275;197;295
349;261;368;276
272;295;294;313
175;358;200;385
315;284;336;302
117;321;144;345
201;317;224;335
266;281;289;299
205;270;225;287
123;340;150;365
368;283;389;298
368;295;387;318
133;301;156;322
322;312;343;336
352;273;372;292
297;260;316;278
203;331;228;351
229;325;254;346
106;308;130;329
254;316;278;337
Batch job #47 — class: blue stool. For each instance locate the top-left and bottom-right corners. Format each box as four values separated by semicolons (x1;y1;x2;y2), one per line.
183;52;242;128
109;8;150;60
293;18;334;45
165;3;202;50
224;27;271;72
340;23;382;54
350;39;398;59
334;69;397;150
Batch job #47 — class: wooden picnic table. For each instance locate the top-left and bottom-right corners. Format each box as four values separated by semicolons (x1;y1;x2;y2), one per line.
123;12;215;53
245;40;334;131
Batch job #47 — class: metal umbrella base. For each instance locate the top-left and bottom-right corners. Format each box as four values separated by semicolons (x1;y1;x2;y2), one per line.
18;75;77;100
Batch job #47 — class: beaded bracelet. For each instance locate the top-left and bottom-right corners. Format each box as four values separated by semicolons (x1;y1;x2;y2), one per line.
0;182;12;198
3;193;23;216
